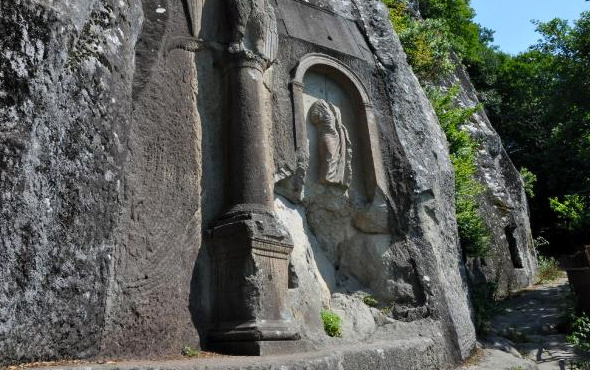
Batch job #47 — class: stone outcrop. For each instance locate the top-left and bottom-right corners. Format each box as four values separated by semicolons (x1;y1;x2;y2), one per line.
0;0;514;367
1;0;143;361
440;58;537;296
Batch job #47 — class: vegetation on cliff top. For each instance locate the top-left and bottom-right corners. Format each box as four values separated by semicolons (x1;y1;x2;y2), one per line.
385;0;492;258
427;85;491;258
386;0;590;254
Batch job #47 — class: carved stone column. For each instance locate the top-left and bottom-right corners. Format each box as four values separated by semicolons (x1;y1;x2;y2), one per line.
224;57;274;208
208;1;299;355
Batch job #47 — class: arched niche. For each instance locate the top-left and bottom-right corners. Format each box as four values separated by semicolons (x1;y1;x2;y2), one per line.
291;53;386;202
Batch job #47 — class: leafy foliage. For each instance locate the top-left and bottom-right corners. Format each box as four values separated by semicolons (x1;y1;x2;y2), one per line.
427;86;491;258
181;345;199;357
470;12;590;250
519;167;537;199
567;314;590;368
321;310;342;337
362;296;379;308
384;0;454;80
533;236;550;249
388;0;590;252
417;0;490;65
383;0;590;251
384;0;496;82
536;255;562;284
550;195;590;233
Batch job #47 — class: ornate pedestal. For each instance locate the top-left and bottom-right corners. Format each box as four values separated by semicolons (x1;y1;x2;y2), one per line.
208;206;300;355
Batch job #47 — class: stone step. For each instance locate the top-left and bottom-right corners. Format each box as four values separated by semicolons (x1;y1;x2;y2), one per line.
29;338;443;370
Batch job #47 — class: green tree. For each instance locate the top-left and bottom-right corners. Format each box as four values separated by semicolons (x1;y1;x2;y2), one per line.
476;12;590;248
519;167;537;199
385;1;590;249
418;0;489;65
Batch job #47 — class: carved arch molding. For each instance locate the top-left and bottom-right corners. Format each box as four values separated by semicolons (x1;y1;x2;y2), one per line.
290;53;387;201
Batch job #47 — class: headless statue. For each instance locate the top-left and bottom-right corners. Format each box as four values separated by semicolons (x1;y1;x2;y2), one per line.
309;100;352;188
226;0;278;62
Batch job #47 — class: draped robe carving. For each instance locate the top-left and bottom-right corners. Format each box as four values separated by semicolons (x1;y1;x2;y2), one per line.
226;0;278;62
309;99;352;188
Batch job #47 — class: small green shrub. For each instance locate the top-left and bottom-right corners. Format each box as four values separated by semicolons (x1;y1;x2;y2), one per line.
536;255;561;284
567;314;590;368
568;314;590;352
533;236;550;249
550;194;590;233
363;296;379;307
380;306;391;315
181;345;199;357
519;167;537;198
321;310;342;337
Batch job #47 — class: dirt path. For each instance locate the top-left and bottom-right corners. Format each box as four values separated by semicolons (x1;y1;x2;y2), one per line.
460;277;577;370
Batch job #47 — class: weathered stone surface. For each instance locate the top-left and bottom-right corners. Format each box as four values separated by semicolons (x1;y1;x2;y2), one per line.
26;336;445;370
1;0;203;363
330;293;377;340
350;0;477;359
271;0;476;361
458;348;537;370
2;0;482;366
1;0;141;363
100;0;202;360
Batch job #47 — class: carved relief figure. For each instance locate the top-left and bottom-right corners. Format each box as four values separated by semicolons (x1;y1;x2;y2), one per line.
309;100;352;187
226;0;278;62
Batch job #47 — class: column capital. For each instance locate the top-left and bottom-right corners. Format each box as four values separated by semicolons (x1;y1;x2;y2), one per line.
226;51;269;73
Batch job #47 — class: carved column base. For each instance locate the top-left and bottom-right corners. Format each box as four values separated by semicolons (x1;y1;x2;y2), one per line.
209;205;301;355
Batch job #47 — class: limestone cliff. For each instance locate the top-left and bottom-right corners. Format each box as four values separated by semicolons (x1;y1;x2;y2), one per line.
1;0;142;361
1;0;479;367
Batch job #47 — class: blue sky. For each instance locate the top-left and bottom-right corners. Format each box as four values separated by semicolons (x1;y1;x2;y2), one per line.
471;0;589;55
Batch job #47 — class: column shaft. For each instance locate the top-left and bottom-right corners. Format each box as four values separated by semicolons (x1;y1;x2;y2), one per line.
227;60;273;210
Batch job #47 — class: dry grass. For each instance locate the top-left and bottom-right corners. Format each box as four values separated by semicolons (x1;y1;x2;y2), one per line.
459;346;486;368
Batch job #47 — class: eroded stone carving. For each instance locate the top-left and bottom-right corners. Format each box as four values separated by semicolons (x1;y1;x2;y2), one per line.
309;99;352;187
227;0;278;62
187;0;203;37
206;0;299;355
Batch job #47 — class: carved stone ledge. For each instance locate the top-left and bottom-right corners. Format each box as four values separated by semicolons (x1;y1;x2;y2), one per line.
209;320;300;342
209;338;310;356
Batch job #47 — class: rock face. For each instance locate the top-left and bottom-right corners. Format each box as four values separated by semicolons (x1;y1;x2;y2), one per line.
441;60;537;296
1;0;201;362
0;0;482;366
269;0;475;360
0;0;142;362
